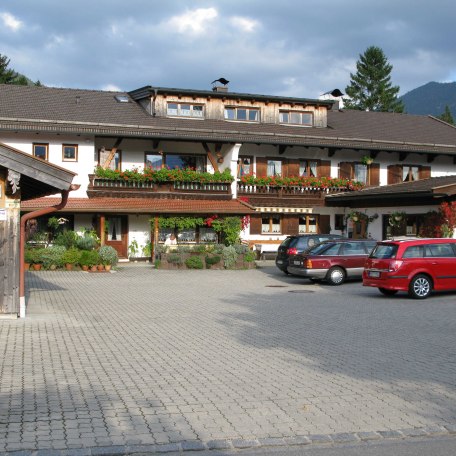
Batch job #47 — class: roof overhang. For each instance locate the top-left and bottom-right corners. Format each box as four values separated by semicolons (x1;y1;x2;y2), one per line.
0;143;76;200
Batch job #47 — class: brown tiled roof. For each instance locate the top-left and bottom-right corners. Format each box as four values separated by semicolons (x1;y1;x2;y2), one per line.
21;197;255;214
325;175;456;207
1;84;456;155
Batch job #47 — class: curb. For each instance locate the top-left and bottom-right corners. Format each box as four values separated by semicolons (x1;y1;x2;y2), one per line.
2;424;455;455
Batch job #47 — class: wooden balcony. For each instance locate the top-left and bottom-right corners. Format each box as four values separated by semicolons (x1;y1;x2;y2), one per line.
87;174;232;200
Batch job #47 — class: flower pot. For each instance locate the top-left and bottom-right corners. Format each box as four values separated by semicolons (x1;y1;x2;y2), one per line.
24;262;31;271
81;265;89;271
90;265;97;272
65;263;73;271
32;264;42;271
97;264;104;271
105;264;112;272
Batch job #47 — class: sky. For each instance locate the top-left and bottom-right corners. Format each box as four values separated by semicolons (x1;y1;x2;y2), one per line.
1;0;456;98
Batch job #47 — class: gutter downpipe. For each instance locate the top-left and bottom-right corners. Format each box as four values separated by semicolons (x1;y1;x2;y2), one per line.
19;185;79;318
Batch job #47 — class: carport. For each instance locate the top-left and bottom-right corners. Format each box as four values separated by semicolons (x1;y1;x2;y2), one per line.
0;143;76;318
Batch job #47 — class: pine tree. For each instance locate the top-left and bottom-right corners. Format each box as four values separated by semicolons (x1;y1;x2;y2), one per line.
345;46;403;112
0;54;30;85
436;105;455;125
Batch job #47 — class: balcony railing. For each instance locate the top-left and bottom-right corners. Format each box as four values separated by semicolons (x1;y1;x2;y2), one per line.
237;183;351;197
87;174;232;199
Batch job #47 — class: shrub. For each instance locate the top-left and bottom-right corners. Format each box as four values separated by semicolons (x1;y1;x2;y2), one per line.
79;250;99;267
77;234;98;251
54;230;78;249
185;256;204;269
62;247;81;265
167;253;184;265
30;248;46;264
205;255;221;268
41;245;67;269
98;245;119;266
193;244;208;254
244;251;256;263
234;244;249;254
222;245;238;269
24;248;35;264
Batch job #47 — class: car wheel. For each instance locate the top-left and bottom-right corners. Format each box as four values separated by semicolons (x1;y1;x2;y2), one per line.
378;288;398;296
283;269;290;275
326;266;345;285
408;274;432;299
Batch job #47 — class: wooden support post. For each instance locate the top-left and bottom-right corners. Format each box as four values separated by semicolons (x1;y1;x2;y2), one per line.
100;215;106;246
102;138;123;169
202;142;219;172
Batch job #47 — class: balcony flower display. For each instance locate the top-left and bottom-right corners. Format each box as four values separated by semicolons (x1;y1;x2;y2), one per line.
94;166;234;184
239;174;364;191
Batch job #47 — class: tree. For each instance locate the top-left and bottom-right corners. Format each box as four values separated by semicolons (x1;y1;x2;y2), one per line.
0;53;33;86
345;46;404;112
436;105;455;125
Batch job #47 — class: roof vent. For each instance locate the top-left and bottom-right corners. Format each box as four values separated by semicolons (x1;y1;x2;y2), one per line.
115;95;130;103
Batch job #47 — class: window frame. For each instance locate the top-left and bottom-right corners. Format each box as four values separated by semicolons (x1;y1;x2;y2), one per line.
354;162;368;184
279;110;313;126
62;144;78;162
238;155;253;177
261;215;282;234
402;165;420;182
33;143;49;161
299;159;319;177
267;159;283;177
98;148;122;171
164;153;207;172
144;152;163;170
224;106;260;122
166;102;205;119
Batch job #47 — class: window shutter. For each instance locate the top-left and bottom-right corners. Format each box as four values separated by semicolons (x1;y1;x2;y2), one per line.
319;160;331;177
419;166;431;179
318;215;331;234
256;157;267;177
249;215;262;234
286;159;300;177
284;216;299;235
388;165;402;184
369;163;380;186
339;162;353;179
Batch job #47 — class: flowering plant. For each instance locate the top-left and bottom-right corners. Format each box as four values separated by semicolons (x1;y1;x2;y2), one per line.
239;174;364;191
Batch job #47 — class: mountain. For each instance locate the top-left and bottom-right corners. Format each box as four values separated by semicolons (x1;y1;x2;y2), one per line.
400;81;456;118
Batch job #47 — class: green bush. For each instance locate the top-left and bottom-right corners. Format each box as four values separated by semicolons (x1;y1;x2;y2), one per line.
185;256;204;269
234;244;249;254
222;245;238;269
29;248;46;264
77;234;98;251
79;250;99;267
24;248;35;264
243;251;256;263
41;245;67;269
193;244;208;254
167;253;184;265
205;255;221;266
54;230;78;249
62;247;81;265
98;245;118;266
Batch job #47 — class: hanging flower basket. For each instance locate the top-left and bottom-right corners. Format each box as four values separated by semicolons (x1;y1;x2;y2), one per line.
389;211;406;228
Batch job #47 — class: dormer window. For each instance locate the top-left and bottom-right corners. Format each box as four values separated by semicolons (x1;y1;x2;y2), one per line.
167;103;204;118
224;107;259;122
279;110;313;126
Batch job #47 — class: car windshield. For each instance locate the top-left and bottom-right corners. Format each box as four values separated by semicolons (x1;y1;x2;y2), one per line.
370;244;398;259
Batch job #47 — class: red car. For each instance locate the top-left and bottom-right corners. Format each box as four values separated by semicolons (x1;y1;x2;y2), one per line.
287;239;377;285
363;238;456;299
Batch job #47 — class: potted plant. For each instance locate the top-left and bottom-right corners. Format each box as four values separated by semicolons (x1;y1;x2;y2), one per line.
361;155;374;165
98;245;118;271
41;245;66;270
78;250;92;271
31;248;45;270
62;247;81;270
24;248;34;270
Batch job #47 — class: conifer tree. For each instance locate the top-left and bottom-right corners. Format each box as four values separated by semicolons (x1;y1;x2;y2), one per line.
436;105;455;125
345;46;403;112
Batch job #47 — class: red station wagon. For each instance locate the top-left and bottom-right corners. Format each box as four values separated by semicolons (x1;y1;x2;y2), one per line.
288;239;377;285
363;238;456;299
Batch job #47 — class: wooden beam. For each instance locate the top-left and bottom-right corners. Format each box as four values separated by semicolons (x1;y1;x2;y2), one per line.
152;140;160;149
370;151;379;159
278;145;287;155
202;142;219;172
398;152;408;162
427;153;435;163
102;138;123;169
328;148;336;157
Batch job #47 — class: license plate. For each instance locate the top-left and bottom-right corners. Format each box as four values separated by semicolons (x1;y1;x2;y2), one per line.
368;271;380;278
293;260;301;266
277;260;283;264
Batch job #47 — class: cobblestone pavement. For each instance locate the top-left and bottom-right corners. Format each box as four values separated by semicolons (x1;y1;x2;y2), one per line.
1;262;456;454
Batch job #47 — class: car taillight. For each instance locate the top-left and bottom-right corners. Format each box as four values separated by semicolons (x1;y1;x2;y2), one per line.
306;259;313;269
389;260;403;272
287;248;298;255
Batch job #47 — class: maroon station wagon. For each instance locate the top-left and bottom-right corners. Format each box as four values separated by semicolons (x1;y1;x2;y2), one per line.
363;238;456;299
287;239;377;285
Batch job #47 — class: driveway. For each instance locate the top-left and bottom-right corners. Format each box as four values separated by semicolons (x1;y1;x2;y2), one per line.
1;263;455;454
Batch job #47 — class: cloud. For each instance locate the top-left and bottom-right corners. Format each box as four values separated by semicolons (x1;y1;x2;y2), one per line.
229;16;259;33
166;7;218;35
102;84;122;92
0;12;22;31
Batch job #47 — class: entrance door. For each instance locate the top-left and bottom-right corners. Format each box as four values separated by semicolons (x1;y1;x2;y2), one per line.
105;216;128;258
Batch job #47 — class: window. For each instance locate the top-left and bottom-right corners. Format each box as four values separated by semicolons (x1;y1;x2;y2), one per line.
267;159;282;177
145;153;163;170
335;214;345;231
33;143;48;160
425;243;456;257
299;215;317;233
354;163;368;184
62;144;78;162
167;103;204;118
279;110;313;126
224;107;259;122
98;148;121;171
238;156;252;177
262;215;281;234
165;154;205;172
403;166;419;182
299;160;318;177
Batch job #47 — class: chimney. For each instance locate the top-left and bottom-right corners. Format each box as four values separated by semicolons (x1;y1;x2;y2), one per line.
211;77;230;93
213;85;228;93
